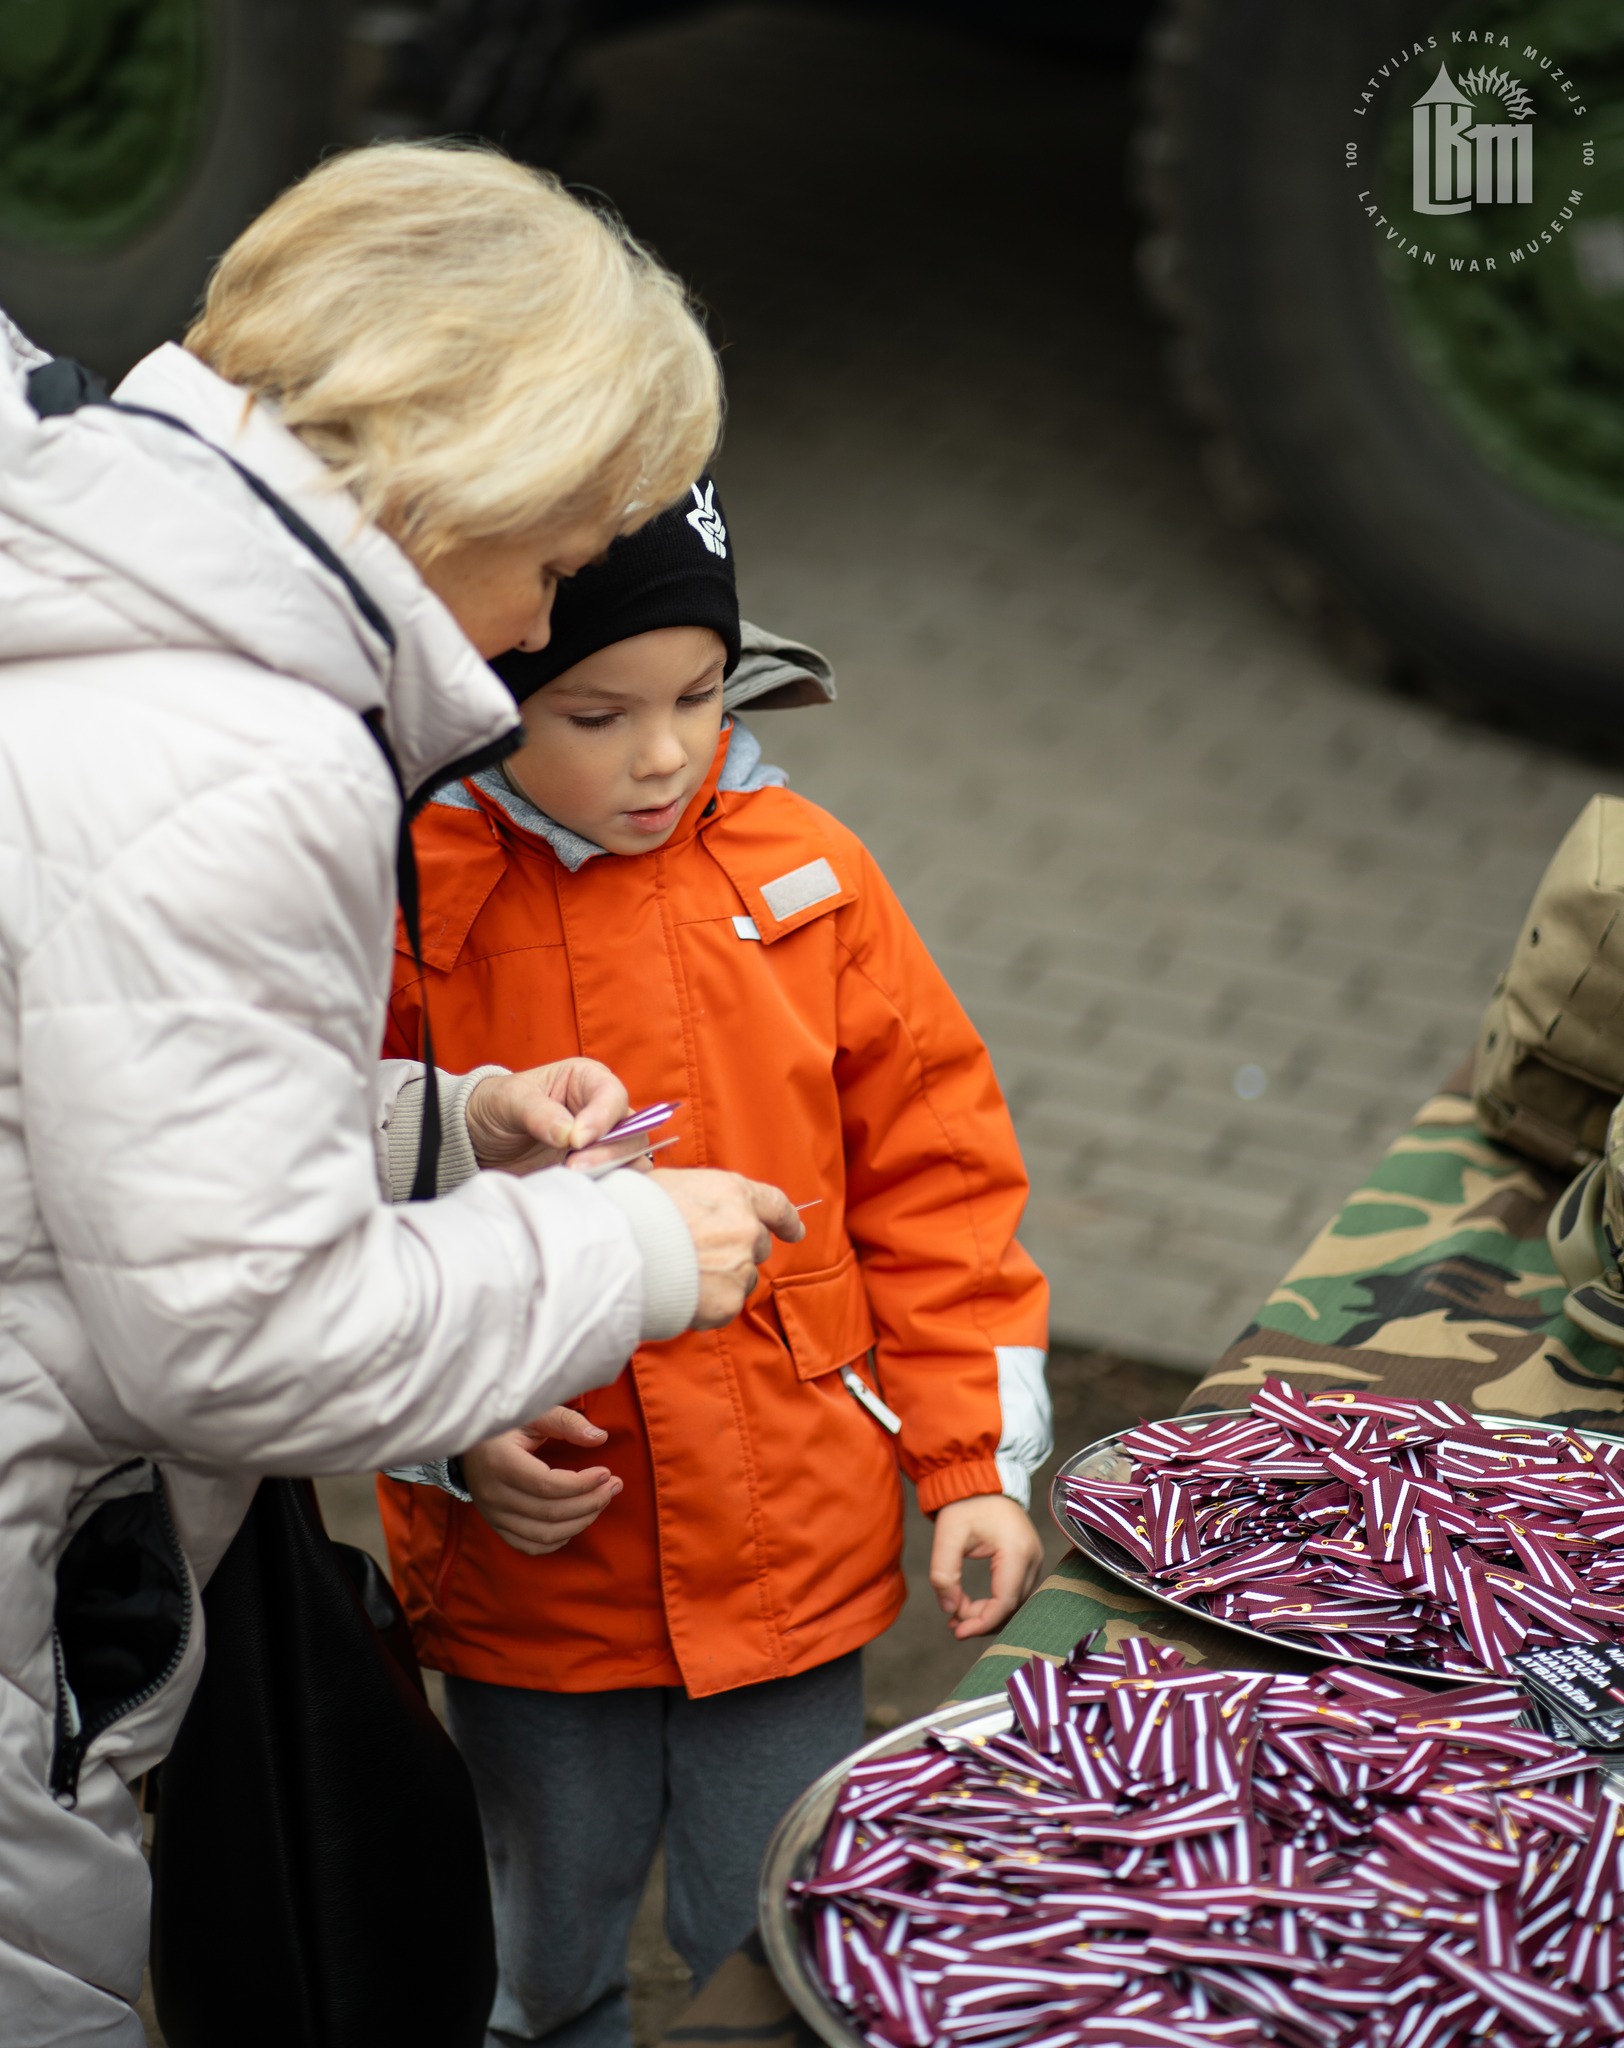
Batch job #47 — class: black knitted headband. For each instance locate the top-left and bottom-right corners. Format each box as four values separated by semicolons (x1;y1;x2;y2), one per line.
493;474;740;702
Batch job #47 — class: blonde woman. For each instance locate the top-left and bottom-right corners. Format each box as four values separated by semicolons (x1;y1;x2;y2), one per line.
0;144;799;2045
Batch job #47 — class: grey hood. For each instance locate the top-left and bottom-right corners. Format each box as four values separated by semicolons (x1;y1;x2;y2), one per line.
724;619;836;714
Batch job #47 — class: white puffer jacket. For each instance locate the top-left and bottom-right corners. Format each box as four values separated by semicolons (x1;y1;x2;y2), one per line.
0;322;697;2044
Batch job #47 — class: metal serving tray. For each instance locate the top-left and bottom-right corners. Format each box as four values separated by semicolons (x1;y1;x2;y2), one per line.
758;1694;1015;2048
1049;1406;1624;1685
754;1672;1624;2044
755;1632;1624;2041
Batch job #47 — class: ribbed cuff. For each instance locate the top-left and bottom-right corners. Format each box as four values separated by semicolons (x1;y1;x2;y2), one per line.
385;1065;508;1202
915;1458;1008;1517
595;1170;700;1341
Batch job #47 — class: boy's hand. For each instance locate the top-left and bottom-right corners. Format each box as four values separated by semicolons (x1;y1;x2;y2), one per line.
929;1495;1044;1640
465;1060;632;1172
461;1406;622;1555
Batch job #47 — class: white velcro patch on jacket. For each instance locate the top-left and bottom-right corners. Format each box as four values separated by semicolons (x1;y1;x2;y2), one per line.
761;857;841;922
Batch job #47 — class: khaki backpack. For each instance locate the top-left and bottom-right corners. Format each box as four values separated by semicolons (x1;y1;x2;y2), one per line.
1546;1099;1624;1348
1474;793;1624;1172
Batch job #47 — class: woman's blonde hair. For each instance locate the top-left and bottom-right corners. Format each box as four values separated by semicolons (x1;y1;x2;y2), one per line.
185;142;719;562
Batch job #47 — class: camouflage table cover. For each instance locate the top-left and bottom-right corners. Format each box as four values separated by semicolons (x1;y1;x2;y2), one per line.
667;1076;1624;2048
949;1076;1624;1703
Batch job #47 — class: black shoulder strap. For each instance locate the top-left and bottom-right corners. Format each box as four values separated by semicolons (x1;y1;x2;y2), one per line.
27;357;461;1200
360;713;444;1203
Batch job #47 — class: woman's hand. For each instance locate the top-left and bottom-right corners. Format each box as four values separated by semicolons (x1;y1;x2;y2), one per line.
647;1168;804;1329
929;1494;1045;1640
465;1079;802;1333
464;1060;631;1173
461;1406;621;1555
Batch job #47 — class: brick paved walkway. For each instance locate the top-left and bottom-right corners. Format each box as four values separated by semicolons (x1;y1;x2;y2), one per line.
573;5;1619;1370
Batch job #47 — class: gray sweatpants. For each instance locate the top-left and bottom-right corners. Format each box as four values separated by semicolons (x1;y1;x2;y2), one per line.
444;1653;866;2048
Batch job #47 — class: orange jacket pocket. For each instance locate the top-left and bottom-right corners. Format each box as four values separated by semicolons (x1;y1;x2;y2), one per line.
770;1250;877;1382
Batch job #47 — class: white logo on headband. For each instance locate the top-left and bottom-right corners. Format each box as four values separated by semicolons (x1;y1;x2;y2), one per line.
686;480;728;558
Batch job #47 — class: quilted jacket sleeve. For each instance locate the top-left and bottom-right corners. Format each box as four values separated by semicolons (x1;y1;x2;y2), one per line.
20;721;648;1476
832;834;1052;1512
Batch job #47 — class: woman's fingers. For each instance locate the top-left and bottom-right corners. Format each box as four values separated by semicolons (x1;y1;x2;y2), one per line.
556;1059;634;1144
744;1177;805;1244
464;1060;632;1170
463;1072;566;1166
649;1168;805;1330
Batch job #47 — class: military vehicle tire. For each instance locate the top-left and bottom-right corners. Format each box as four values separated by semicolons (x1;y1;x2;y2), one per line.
1140;0;1624;722
0;0;352;380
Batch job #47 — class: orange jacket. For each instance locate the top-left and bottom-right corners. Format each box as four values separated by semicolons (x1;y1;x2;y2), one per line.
378;727;1049;1697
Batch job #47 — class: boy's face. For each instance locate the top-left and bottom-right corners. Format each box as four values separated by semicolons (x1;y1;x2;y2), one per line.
504;625;728;855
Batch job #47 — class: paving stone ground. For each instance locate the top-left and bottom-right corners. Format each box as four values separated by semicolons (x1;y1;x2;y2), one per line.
570;2;1621;1371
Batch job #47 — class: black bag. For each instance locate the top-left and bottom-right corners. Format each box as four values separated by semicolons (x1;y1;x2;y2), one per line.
149;1479;496;2048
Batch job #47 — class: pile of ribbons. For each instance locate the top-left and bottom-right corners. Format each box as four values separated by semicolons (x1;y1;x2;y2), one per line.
1060;1382;1624;1676
794;1636;1624;2048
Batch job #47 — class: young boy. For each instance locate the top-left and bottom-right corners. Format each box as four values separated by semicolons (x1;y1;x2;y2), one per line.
379;477;1051;2048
